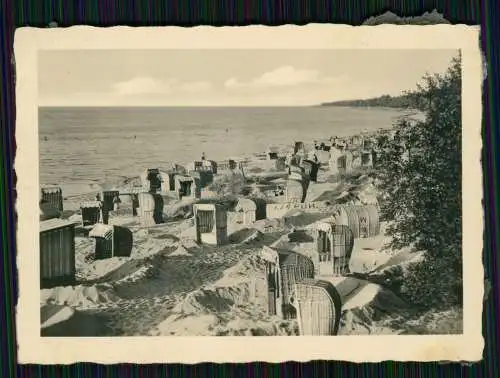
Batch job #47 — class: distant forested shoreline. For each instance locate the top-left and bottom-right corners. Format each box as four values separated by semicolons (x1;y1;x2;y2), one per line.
320;94;417;109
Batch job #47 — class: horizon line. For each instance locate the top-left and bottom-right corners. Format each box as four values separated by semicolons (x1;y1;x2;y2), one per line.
37;91;411;109
38;104;321;108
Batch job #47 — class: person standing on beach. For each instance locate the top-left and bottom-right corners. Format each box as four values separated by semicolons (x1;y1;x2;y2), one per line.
112;193;121;212
94;193;105;223
132;194;139;216
312;152;319;164
201;152;206;161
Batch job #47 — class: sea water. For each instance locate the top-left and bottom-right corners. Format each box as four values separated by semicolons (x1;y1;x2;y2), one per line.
39;106;409;197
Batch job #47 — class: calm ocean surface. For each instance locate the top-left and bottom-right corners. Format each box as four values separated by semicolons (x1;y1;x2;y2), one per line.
39;106;408;197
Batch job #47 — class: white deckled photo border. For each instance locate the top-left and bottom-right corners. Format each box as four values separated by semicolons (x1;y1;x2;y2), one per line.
14;24;483;364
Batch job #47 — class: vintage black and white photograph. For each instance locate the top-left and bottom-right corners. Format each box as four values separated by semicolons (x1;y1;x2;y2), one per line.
15;25;483;363
36;46;465;337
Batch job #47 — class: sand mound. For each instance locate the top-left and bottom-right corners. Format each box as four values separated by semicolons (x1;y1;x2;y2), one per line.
179;237;200;250
129;228;192;258
287;229;314;243
253;218;285;233
229;228;264;244
373;249;425;274
77;255;131;281
41;304;75;328
164;199;196;219
219;317;297;336
135;228;150;238
337;279;411;335
270;234;290;249
156;314;221;336
155;253;281;336
157;298;296;336
150;232;179;244
97;258;159;287
41;304;112;337
211;253;268;291
41;284;118;309
155;270;412;336
284;211;331;228
342;282;405;310
350;249;426;292
175;287;240;314
307;277;411;335
114;262;158;285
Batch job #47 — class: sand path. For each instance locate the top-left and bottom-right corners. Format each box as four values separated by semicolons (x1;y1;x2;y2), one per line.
80;239;280;336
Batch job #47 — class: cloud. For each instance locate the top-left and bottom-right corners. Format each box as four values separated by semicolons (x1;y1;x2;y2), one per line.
113;77;212;96
113;77;172;95
224;77;240;89
179;81;212;93
254;66;321;87
224;66;340;90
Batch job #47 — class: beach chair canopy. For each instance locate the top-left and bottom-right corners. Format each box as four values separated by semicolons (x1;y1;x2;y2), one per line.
40;218;75;233
89;223;113;240
176;175;194;183
41;186;62;194
315;219;337;232
80;201;101;209
295;278;342;336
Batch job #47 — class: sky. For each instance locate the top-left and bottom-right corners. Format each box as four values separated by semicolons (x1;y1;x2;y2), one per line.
38;49;458;107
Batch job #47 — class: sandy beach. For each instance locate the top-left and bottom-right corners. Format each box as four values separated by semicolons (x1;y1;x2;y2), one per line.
39;129;462;338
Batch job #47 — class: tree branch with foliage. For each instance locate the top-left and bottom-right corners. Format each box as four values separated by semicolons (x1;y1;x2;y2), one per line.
374;53;462;308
